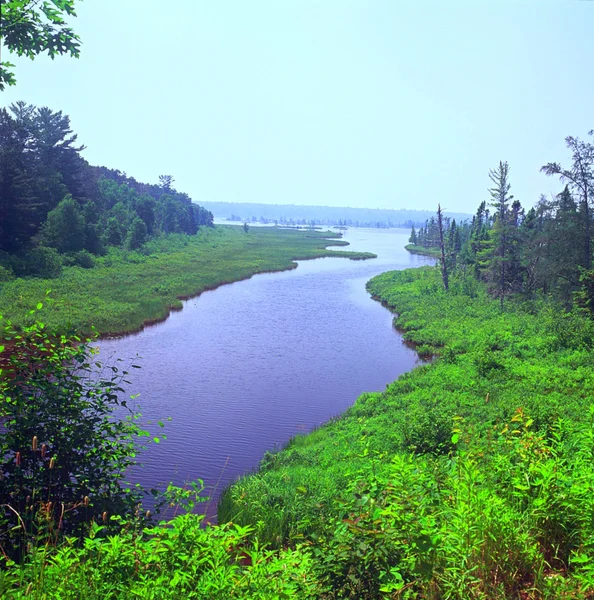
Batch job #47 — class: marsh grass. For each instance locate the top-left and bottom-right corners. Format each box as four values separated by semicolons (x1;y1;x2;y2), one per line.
0;226;375;337
7;257;594;597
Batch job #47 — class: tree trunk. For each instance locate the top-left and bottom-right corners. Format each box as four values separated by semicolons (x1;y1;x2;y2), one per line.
437;204;449;292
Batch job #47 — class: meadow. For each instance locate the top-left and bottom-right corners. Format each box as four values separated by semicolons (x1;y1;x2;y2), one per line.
0;226;374;337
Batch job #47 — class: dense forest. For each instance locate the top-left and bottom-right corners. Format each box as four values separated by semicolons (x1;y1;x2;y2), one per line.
0;102;213;279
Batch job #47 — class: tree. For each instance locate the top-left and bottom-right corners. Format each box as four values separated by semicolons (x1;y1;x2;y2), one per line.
39;194;86;253
0;103;86;251
409;225;417;245
103;216;124;246
0;0;81;89
0;107;37;250
487;161;515;309
437;205;449;291
541;132;594;269
126;217;148;250
158;174;175;192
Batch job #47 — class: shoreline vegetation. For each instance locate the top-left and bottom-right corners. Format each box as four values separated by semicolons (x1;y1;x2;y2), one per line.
217;266;594;598
404;243;441;258
0;226;375;338
5;263;594;596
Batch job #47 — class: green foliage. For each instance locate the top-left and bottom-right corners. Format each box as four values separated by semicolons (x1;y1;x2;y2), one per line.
62;249;95;269
404;244;441;258
0;103;214;261
24;246;62;279
0;514;320;599
103;216;124;247
0;311;147;560
0;264;15;282
0;0;81;89
412;130;594;309
5;253;594;597
220;267;594;597
40;195;86;253
126;217;148;250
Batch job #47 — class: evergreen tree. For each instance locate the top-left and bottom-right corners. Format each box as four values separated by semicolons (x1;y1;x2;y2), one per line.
104;217;124;246
486;161;518;309
541;132;594;269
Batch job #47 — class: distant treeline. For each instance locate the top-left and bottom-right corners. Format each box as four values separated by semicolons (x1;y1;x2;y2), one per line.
201;201;470;229
0;102;213;279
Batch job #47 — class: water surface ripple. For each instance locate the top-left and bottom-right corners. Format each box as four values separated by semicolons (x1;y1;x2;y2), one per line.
96;228;434;514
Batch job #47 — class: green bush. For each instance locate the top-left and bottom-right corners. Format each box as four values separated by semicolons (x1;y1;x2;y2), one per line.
0;313;147;559
62;249;95;268
24;246;63;278
0;264;14;282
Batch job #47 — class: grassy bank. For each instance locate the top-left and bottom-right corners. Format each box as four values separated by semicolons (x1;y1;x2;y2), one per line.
0;226;374;337
217;266;594;598
405;243;441;258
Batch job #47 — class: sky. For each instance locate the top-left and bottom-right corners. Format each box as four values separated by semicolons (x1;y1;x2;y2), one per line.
1;0;593;214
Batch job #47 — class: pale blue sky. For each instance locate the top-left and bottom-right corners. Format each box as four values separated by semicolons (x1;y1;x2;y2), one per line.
2;0;592;214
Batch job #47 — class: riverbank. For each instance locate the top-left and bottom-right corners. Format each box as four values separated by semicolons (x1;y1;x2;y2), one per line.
218;266;594;598
0;226;375;337
404;243;441;258
6;261;594;598
7;266;594;598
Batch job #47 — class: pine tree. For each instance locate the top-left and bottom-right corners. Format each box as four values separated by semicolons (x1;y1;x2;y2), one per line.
487;161;514;309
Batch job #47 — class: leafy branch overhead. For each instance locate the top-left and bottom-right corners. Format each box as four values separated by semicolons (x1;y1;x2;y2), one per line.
0;0;81;90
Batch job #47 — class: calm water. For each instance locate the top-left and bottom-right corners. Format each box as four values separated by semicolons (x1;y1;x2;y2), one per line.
96;228;434;515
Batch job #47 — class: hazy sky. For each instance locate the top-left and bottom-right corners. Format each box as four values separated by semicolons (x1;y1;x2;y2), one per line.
2;0;593;214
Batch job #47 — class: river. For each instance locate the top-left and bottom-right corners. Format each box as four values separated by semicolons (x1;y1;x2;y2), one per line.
96;227;435;517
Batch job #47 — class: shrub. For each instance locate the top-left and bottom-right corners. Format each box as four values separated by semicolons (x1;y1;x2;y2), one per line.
0;312;147;559
24;246;63;278
62;250;95;269
0;264;14;282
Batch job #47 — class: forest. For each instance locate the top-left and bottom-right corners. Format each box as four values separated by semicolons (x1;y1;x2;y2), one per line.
0;102;214;280
200;200;471;229
407;135;594;313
